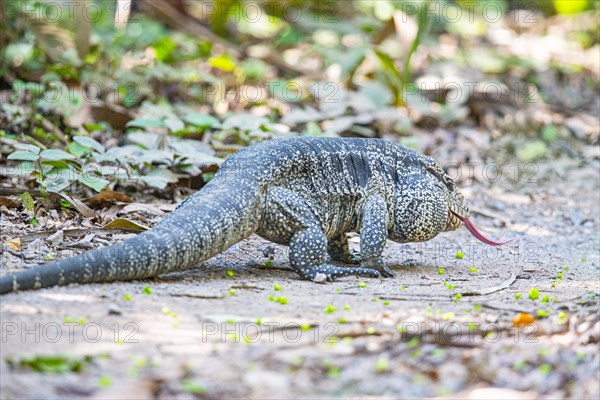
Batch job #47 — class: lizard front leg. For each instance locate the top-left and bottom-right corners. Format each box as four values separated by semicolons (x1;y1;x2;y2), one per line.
261;187;381;282
290;226;380;282
360;195;396;278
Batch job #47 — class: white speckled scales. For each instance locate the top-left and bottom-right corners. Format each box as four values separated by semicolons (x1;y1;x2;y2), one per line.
0;137;467;293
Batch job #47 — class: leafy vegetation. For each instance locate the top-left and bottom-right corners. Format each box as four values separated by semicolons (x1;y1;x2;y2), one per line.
1;0;597;217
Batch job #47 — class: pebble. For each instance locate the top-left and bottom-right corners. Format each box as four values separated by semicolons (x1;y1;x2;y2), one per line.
107;304;122;315
492;200;506;211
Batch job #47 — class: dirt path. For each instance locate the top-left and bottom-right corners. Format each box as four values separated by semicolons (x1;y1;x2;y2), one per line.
1;160;598;399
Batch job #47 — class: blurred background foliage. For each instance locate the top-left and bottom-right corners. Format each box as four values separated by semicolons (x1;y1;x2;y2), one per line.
0;0;598;208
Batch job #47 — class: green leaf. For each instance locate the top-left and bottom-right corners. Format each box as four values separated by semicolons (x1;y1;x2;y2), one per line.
208;54;236;72
40;160;70;169
83;122;103;132
40;149;76;161
181;378;205;394
78;174;109;192
516;141;547;162
73;136;105;153
183;113;220;129
8;150;39;161
541;124;559;142
20;192;35;211
164;117;185;133
303;122;323;136
554;0;589;15
139;168;178;189
14;143;41;154
11;354;91;373
67;141;88;158
126;119;165;128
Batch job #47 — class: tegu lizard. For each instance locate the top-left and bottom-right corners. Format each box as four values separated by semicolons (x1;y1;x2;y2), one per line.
0;137;513;294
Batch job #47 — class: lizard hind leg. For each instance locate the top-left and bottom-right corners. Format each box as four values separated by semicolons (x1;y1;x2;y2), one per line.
291;226;380;283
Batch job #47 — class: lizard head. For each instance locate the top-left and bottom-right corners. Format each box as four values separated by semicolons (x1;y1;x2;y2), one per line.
425;161;515;246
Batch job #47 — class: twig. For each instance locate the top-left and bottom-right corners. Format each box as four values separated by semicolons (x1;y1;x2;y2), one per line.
462;273;517;296
470;207;511;225
478;303;532;313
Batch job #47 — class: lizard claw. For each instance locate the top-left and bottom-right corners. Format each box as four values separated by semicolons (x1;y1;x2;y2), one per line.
361;258;396;278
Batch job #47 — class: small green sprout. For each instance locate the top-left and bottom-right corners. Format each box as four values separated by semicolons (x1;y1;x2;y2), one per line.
142;285;152;295
455;251;464;259
274;284;283;291
275;296;288;305
366;327;376;334
558;312;568;323
64;316;73;323
338;317;347;324
383;301;390;306
263;260;273;267
399;285;406;291
324;304;337;314
123;294;132;301
226;270;235;277
300;324;311;331
541;295;550;303
343;305;351;310
528;287;539;300
181;378;205;394
374;356;389;373
438;267;446;275
358;282;367;288
469;267;478;273
473;304;482;311
229;289;236;295
372;297;380;302
77;317;86;326
515;293;522;300
453;293;462;303
442;312;455;320
556;272;563;279
538;363;552;375
513;360;528;372
98;376;112;388
536;309;550;317
443;281;456;290
326;365;340;378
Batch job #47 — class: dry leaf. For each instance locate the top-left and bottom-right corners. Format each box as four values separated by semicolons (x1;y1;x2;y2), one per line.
87;189;133;206
0;196;20;208
50;192;96;218
513;312;536;327
4;238;21;251
103;218;148;231
119;203;165;216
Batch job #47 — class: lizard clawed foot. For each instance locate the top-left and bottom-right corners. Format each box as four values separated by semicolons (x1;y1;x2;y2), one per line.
300;264;381;283
361;258;396;278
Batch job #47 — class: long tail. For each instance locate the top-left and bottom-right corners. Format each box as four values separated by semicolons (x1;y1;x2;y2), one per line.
0;180;262;294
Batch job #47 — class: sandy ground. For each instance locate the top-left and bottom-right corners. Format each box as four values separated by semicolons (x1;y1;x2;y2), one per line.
1;158;599;399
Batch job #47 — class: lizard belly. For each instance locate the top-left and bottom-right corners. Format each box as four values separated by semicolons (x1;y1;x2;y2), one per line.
255;188;360;245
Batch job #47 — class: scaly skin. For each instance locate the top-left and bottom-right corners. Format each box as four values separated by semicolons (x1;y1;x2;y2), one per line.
0;137;472;293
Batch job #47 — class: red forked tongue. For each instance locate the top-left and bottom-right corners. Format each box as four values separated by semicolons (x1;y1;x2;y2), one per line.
451;210;516;246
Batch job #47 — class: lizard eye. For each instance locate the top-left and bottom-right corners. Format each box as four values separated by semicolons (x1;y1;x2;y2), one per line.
426;162;455;192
